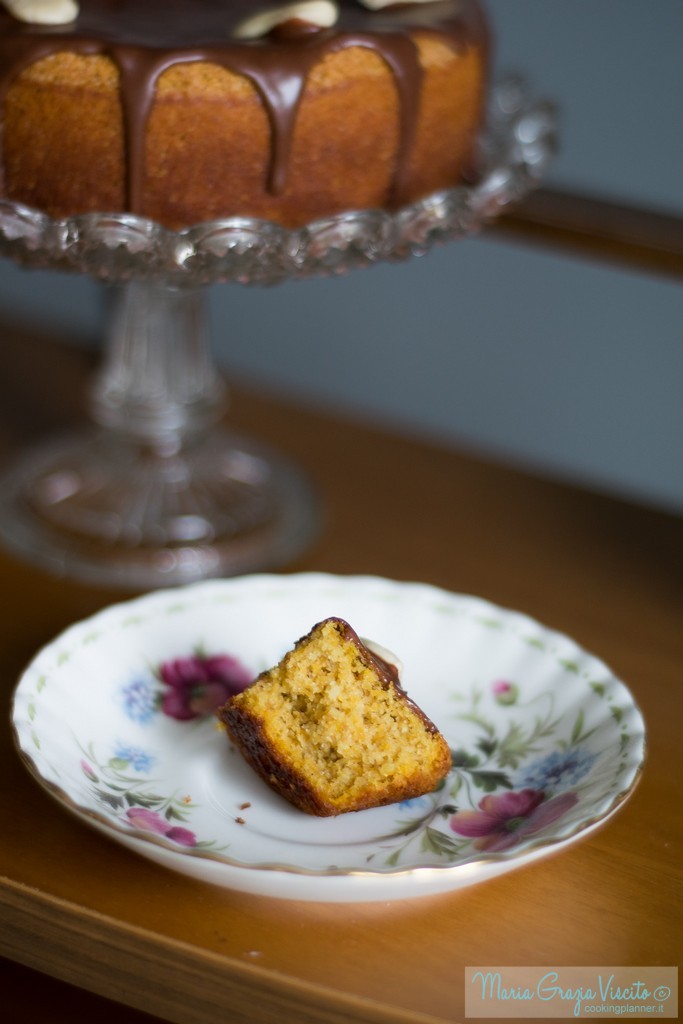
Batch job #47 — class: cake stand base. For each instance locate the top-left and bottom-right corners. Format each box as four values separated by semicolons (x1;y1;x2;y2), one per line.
0;280;319;590
0;427;318;589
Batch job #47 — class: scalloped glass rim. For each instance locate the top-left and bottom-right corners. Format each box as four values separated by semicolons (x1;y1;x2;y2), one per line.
11;573;645;903
0;78;557;286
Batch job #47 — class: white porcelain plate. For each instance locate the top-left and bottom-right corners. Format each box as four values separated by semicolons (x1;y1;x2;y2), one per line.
12;574;645;902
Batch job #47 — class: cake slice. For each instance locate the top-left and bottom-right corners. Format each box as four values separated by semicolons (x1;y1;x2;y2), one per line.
217;617;452;816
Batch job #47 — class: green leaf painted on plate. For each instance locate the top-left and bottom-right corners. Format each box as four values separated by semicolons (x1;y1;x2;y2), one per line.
420;826;464;859
560;659;580;674
468;769;513;792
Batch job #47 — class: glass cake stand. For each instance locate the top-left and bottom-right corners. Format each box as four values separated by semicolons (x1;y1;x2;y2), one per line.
0;78;556;590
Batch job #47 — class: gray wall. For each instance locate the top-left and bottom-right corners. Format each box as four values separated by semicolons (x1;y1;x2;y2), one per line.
1;0;682;512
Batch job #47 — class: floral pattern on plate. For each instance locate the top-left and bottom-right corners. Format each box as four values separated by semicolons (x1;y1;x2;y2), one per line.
11;574;645;902
120;649;252;723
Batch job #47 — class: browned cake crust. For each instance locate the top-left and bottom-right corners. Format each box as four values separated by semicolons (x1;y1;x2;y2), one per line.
218;617;452;816
0;0;489;229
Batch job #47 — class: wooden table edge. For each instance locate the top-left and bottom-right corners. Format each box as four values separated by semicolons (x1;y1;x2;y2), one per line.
0;876;450;1024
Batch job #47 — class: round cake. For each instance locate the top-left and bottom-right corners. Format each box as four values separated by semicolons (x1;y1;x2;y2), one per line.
0;0;490;229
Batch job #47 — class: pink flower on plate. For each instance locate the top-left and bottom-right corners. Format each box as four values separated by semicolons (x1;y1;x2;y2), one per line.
126;807;168;835
80;759;98;782
164;826;197;846
125;807;196;847
492;679;519;706
449;788;578;853
159;652;252;720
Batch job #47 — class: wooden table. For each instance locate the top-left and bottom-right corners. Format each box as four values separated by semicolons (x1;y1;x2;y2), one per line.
0;318;681;1024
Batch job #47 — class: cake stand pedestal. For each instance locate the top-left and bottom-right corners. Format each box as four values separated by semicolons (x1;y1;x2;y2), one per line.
0;281;318;587
0;78;556;590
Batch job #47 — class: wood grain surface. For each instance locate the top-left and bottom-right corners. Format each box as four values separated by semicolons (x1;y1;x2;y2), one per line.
0;319;681;1024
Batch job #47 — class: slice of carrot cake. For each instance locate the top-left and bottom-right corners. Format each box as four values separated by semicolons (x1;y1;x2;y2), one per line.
217;617;451;816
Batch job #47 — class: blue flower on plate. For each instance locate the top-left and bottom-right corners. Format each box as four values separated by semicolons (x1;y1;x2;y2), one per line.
121;676;157;724
113;742;155;773
518;747;598;793
398;795;431;812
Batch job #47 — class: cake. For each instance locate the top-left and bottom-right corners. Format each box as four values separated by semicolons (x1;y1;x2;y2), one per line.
0;0;489;229
217;617;452;816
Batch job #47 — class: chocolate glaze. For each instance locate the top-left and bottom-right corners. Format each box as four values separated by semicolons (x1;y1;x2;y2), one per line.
0;0;488;215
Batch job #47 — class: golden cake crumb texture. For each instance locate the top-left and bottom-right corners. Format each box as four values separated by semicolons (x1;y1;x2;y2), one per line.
218;617;452;816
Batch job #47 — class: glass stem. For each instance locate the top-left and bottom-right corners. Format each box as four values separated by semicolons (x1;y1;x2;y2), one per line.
89;281;227;457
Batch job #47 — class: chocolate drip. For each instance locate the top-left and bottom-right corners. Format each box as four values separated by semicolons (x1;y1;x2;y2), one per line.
0;0;487;215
